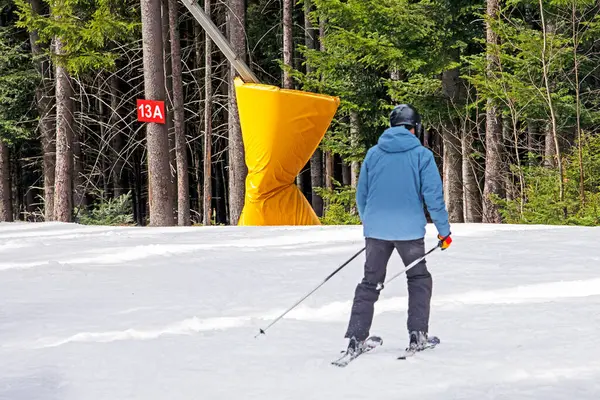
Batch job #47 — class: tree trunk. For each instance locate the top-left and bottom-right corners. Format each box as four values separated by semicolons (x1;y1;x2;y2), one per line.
227;0;247;225
310;150;324;216
318;15;333;195
283;0;293;89
441;67;464;223
26;182;36;221
304;0;315;73
98;82;109;196
133;142;146;225
193;22;203;220
168;0;190;226
217;13;229;225
325;152;334;191
141;0;175;226
543;121;556;168
0;141;12;222
29;0;55;221
443;134;464;223
306;0;323;215
319;6;326;53
162;0;177;217
572;1;584;205
288;0;301;191
13;150;21;220
501;115;513;202
342;164;351;186
204;0;213;226
193;150;201;221
41;115;56;221
72;84;86;210
483;108;504;223
72;128;86;209
462;122;482;222
482;0;505;223
53;36;74;223
538;1;565;213
110;75;125;197
349;111;360;188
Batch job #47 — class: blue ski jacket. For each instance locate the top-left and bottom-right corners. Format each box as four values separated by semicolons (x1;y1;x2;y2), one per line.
356;126;450;241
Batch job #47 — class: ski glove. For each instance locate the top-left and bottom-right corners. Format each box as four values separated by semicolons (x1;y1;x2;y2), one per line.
438;234;452;250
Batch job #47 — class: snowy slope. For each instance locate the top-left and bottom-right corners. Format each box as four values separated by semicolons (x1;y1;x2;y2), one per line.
1;222;600;400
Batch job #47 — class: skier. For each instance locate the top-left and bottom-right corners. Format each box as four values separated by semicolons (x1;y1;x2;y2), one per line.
344;104;452;356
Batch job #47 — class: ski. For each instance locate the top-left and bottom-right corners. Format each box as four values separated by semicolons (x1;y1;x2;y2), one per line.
331;336;383;367
397;336;440;360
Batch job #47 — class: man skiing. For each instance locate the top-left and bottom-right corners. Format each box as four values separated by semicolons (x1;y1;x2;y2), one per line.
344;104;452;356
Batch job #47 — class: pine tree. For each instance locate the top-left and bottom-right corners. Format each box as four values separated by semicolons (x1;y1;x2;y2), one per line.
227;0;247;225
283;0;293;89
27;0;55;221
53;34;74;222
0;140;11;221
482;0;505;223
204;0;213;226
140;0;174;226
168;0;190;226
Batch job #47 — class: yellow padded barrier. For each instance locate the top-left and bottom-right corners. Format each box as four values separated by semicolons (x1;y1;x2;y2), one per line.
234;77;340;225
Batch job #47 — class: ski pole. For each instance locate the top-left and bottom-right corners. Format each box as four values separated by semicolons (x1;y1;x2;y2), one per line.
384;243;441;286
255;246;366;338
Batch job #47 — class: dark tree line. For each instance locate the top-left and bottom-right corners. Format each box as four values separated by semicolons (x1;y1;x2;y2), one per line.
0;0;598;227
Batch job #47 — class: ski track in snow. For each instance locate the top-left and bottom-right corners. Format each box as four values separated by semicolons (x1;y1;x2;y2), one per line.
13;276;600;349
0;230;363;271
2;222;600;400
28;316;252;348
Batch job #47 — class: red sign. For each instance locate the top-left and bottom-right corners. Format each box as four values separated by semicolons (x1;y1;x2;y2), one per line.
137;99;165;124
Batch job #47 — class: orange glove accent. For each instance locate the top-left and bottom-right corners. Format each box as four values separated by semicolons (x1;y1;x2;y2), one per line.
438;234;452;250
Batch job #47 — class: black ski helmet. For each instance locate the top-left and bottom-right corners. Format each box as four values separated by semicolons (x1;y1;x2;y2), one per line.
389;104;423;137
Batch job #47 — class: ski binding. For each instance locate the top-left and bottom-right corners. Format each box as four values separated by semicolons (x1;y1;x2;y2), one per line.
331;335;383;367
398;336;440;360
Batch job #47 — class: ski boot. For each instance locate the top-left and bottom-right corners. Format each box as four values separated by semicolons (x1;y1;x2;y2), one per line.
346;337;365;355
331;336;383;367
398;331;440;360
408;331;429;351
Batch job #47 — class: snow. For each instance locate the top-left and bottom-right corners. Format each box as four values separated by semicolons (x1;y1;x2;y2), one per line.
1;221;600;399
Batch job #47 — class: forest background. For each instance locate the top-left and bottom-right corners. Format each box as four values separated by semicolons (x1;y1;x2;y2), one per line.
0;0;599;227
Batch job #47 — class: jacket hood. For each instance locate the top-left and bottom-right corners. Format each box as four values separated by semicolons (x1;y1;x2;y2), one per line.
377;126;422;153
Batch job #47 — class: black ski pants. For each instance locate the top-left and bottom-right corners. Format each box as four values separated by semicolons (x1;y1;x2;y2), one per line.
344;237;432;341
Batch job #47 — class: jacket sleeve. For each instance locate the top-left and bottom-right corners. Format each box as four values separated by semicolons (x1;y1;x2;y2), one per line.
356;152;369;220
420;150;451;237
